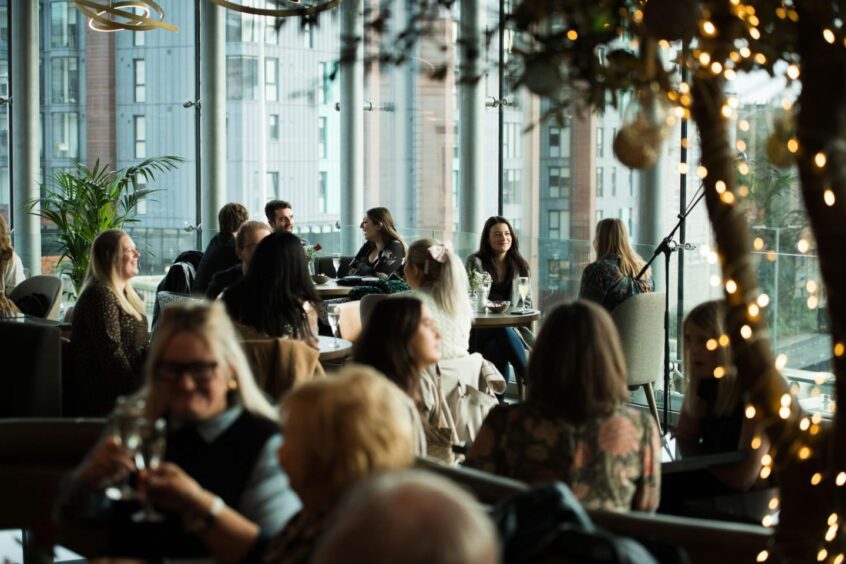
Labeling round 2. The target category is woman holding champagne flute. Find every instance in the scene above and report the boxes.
[466,216,533,386]
[61,302,300,559]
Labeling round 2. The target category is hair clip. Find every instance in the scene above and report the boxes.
[427,244,448,264]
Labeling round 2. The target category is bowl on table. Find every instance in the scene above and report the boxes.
[312,274,330,285]
[486,300,510,314]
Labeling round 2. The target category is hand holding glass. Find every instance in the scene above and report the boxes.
[132,418,167,522]
[106,396,145,500]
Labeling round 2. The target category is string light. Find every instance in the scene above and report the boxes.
[835,553,845,564]
[741,325,753,339]
[824,189,836,206]
[786,64,800,79]
[776,354,788,370]
[826,524,838,542]
[753,237,765,250]
[719,334,731,347]
[715,180,727,194]
[769,497,779,510]
[787,138,799,153]
[837,472,846,486]
[702,20,717,36]
[807,280,818,293]
[815,152,828,168]
[808,296,819,309]
[760,466,772,479]
[820,548,829,562]
[797,239,810,253]
[706,339,719,351]
[756,550,769,562]
[748,303,760,317]
[697,165,708,178]
[726,279,738,294]
[737,139,747,152]
[709,275,721,287]
[714,366,726,378]
[758,294,770,307]
[767,250,777,262]
[798,446,811,459]
[834,342,845,357]
[800,417,811,431]
[751,436,763,449]
[779,405,791,419]
[828,513,838,526]
[739,119,750,131]
[824,29,836,43]
[812,472,823,485]
[762,514,775,527]
[746,404,757,418]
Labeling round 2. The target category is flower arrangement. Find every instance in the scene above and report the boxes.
[467,267,492,293]
[304,243,322,262]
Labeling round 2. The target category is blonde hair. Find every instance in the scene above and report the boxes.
[682,300,740,418]
[281,364,415,502]
[595,218,650,279]
[143,301,278,421]
[0,215,15,312]
[407,239,472,319]
[82,229,145,321]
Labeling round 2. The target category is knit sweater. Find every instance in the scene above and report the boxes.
[411,289,470,360]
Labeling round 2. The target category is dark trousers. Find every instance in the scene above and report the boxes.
[470,327,527,384]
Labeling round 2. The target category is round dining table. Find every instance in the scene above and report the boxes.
[317,335,353,361]
[471,309,540,329]
[313,280,353,297]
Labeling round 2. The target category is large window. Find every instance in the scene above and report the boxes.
[50,1,77,48]
[50,57,78,103]
[134,59,145,103]
[227,56,258,100]
[265,58,278,102]
[51,112,77,158]
[134,115,146,158]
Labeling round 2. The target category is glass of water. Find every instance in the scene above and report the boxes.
[107,396,145,500]
[517,276,530,314]
[332,252,342,278]
[132,418,167,522]
[327,304,341,348]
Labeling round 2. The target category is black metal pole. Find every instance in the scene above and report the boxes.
[194,0,202,250]
[496,0,505,216]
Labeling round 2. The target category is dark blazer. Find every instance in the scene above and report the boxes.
[193,234,239,294]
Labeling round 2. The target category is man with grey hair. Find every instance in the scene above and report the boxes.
[313,471,500,564]
[205,220,272,299]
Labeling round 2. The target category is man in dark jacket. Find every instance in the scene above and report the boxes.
[192,203,249,293]
[206,220,271,299]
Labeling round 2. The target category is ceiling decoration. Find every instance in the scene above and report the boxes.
[74,0,179,32]
[208,0,342,18]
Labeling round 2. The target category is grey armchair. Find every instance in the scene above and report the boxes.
[611,292,665,434]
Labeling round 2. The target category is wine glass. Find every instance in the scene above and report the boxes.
[132,418,167,522]
[327,304,341,348]
[517,276,530,314]
[106,396,145,501]
[332,252,342,278]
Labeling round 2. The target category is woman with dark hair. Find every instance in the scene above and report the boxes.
[465,300,661,512]
[223,231,320,344]
[352,296,454,461]
[466,216,532,385]
[579,218,653,312]
[347,207,406,278]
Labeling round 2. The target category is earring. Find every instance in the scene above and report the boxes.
[228,378,238,391]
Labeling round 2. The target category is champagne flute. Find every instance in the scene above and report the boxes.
[517,276,530,314]
[132,418,167,522]
[332,252,342,278]
[106,396,144,500]
[327,304,341,348]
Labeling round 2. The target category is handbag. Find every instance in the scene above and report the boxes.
[443,374,498,444]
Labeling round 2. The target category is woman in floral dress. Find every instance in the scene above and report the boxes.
[465,300,661,512]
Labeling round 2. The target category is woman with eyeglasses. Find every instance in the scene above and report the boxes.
[62,302,300,559]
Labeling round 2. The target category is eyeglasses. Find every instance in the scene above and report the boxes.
[154,361,219,384]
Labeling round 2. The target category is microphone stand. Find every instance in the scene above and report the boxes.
[636,186,705,433]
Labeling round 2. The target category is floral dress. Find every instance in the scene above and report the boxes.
[347,239,405,277]
[464,403,661,512]
[579,253,654,312]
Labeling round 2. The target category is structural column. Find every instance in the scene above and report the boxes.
[200,0,226,247]
[11,0,40,273]
[458,0,485,236]
[638,157,665,290]
[340,0,364,255]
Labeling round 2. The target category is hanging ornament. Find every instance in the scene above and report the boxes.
[765,108,796,168]
[643,0,701,41]
[614,87,672,169]
[522,55,565,98]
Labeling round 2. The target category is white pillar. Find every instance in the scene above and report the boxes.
[458,0,485,236]
[11,0,40,273]
[200,0,226,247]
[340,0,364,254]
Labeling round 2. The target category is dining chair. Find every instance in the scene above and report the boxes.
[315,256,353,278]
[9,275,63,320]
[0,321,63,417]
[611,292,665,434]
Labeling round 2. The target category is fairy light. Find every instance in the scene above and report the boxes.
[721,192,736,206]
[679,162,689,175]
[713,366,726,379]
[762,514,775,527]
[738,162,750,175]
[815,152,828,168]
[828,513,838,526]
[746,404,757,418]
[800,417,811,431]
[753,237,765,250]
[566,29,578,40]
[824,29,836,43]
[779,406,791,419]
[824,189,836,206]
[813,413,824,424]
[750,27,761,40]
[740,46,752,58]
[767,250,778,262]
[769,497,780,510]
[827,525,839,542]
[797,238,810,253]
[776,354,788,370]
[739,119,750,131]
[776,7,787,19]
[706,339,718,351]
[726,279,738,294]
[697,165,708,178]
[679,82,690,94]
[835,342,845,357]
[782,98,794,111]
[741,325,753,339]
[811,424,821,435]
[807,280,818,293]
[738,185,750,197]
[755,53,767,64]
[711,61,723,74]
[709,275,721,287]
[724,68,736,80]
[748,303,760,317]
[836,554,845,564]
[762,453,772,466]
[707,251,718,265]
[758,294,770,307]
[798,446,811,459]
[787,138,799,153]
[812,472,823,485]
[719,334,730,347]
[702,20,717,36]
[716,180,727,193]
[760,466,772,479]
[721,104,734,119]
[808,296,819,309]
[820,549,829,562]
[786,64,800,79]
[756,550,769,562]
[699,52,712,65]
[751,436,763,449]
[837,472,846,486]
[737,139,747,152]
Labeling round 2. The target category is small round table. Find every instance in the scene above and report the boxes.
[471,309,540,329]
[318,335,353,361]
[314,280,353,298]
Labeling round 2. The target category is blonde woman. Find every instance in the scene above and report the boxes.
[674,300,768,491]
[70,229,149,416]
[579,218,653,312]
[140,365,416,563]
[0,214,25,311]
[405,239,472,359]
[63,302,300,559]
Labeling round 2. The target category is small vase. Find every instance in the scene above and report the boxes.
[308,260,316,276]
[474,289,488,313]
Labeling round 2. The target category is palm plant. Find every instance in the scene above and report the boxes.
[27,156,182,296]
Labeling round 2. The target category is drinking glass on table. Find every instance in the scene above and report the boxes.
[106,396,145,500]
[332,252,342,278]
[132,418,167,522]
[517,276,530,314]
[327,304,341,348]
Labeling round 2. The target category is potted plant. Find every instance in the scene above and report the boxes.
[27,156,182,297]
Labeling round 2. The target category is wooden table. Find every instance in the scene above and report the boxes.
[313,280,353,297]
[472,309,540,329]
[318,335,353,361]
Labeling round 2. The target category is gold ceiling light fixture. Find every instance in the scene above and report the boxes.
[74,0,179,33]
[208,0,342,18]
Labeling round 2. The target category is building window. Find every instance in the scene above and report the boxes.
[319,117,327,158]
[266,172,279,198]
[269,114,280,141]
[319,62,333,105]
[134,59,145,103]
[133,30,145,46]
[265,58,278,102]
[134,174,147,215]
[611,166,617,197]
[319,171,328,213]
[303,22,314,48]
[596,127,604,158]
[548,210,568,240]
[50,1,78,48]
[227,56,259,100]
[503,123,521,159]
[265,19,278,44]
[504,169,521,205]
[596,167,604,197]
[630,170,635,196]
[50,57,78,103]
[549,166,570,199]
[134,115,146,159]
[51,112,78,158]
[549,126,560,158]
[596,210,604,223]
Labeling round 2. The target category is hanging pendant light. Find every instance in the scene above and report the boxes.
[209,0,342,18]
[75,0,179,32]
